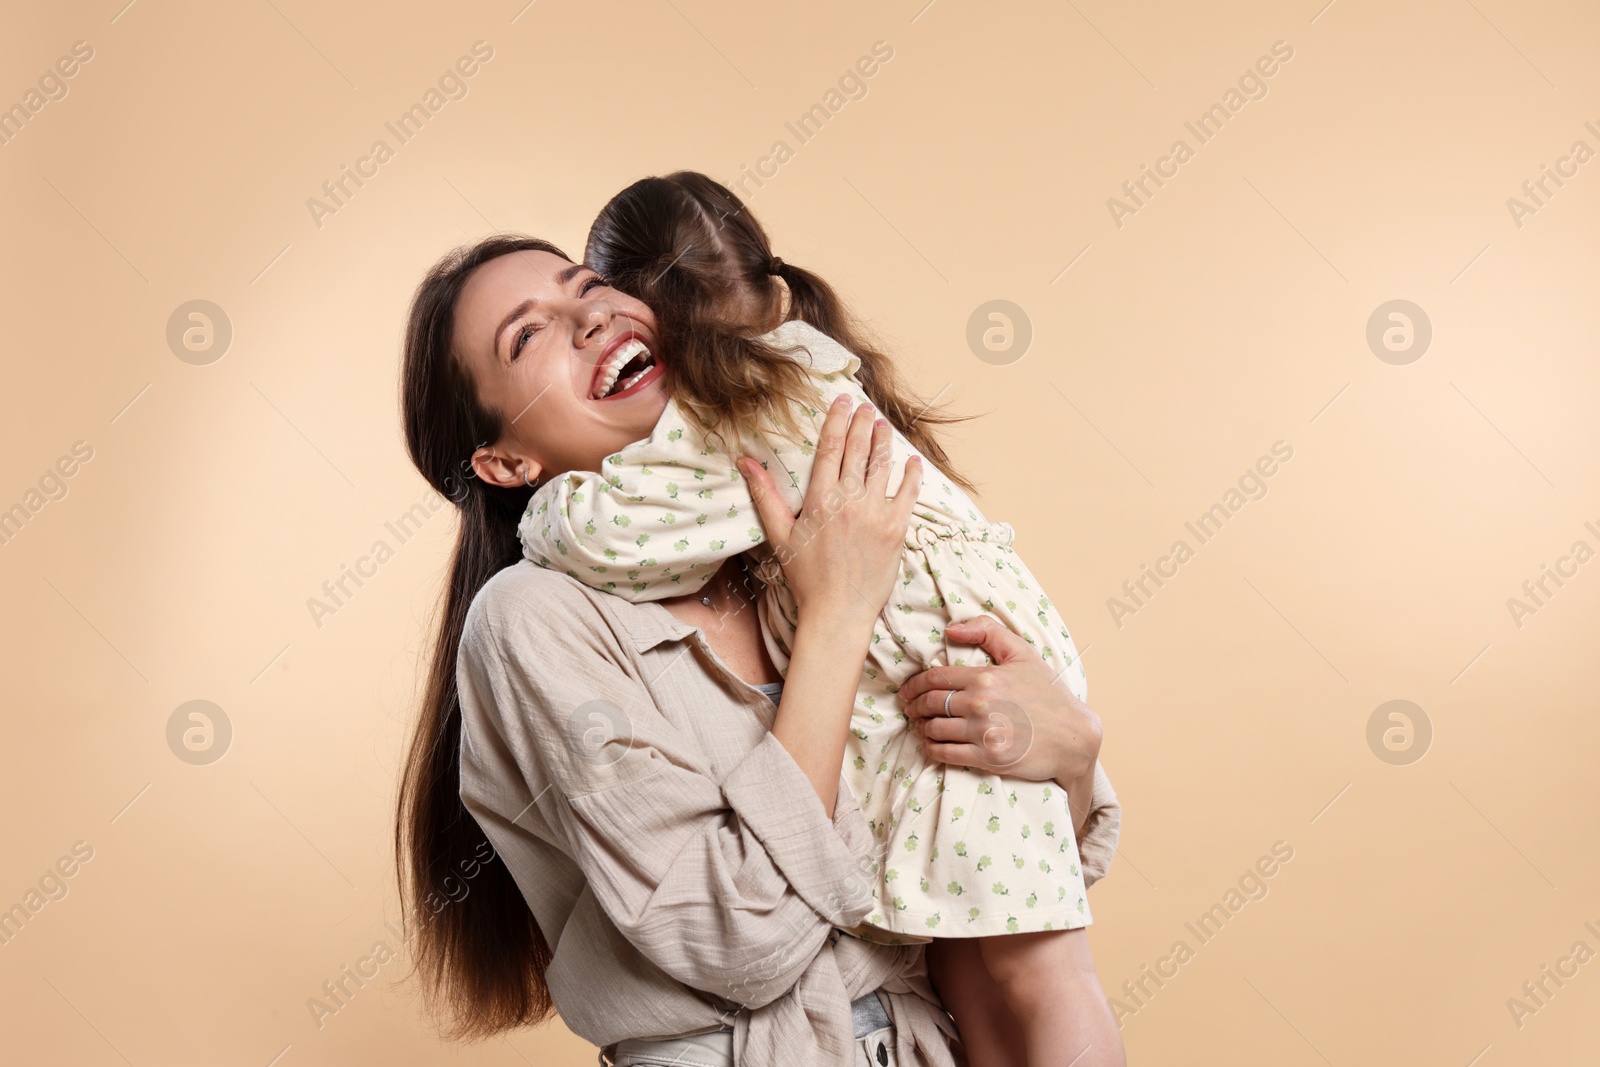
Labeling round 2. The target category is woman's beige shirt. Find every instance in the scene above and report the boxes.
[456,561,1121,1067]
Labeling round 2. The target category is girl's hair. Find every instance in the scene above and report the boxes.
[394,234,564,1041]
[585,170,975,492]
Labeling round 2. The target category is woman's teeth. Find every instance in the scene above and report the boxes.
[594,338,655,399]
[612,365,652,395]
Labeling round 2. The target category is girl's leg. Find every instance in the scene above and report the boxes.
[977,929,1125,1067]
[927,938,1028,1067]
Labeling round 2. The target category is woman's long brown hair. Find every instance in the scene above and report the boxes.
[396,194,975,1039]
[585,170,975,491]
[394,235,563,1041]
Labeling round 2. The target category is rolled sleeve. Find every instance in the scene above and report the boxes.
[721,732,877,925]
[1077,761,1121,889]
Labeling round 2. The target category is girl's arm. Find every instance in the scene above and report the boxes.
[518,404,760,602]
[739,397,923,816]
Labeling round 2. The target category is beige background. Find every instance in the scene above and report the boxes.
[2,0,1596,1063]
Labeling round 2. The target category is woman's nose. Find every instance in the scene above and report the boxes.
[575,305,609,346]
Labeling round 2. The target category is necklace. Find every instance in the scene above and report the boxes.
[699,555,753,608]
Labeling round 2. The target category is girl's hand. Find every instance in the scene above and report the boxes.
[738,396,922,634]
[897,616,1103,788]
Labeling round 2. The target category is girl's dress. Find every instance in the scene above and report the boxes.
[518,320,1092,942]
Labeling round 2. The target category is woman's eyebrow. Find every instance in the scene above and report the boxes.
[493,265,593,358]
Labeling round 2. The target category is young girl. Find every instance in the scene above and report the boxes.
[519,172,1122,1065]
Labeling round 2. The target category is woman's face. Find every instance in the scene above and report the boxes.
[454,249,667,488]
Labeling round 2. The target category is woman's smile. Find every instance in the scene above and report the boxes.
[590,332,665,401]
[452,248,671,488]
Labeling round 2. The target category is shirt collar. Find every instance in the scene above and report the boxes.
[593,589,697,653]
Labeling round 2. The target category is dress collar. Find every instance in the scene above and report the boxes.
[763,319,861,378]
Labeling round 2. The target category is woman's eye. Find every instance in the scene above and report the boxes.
[512,322,539,358]
[580,274,607,295]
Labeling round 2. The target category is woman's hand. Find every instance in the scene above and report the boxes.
[897,616,1104,827]
[739,397,922,816]
[738,396,922,633]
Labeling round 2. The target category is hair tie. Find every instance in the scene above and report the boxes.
[768,256,785,275]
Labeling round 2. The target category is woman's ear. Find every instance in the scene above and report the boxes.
[471,446,541,490]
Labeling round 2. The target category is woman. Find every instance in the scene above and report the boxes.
[394,234,1120,1067]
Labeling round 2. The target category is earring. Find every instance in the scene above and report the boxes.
[523,468,541,489]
